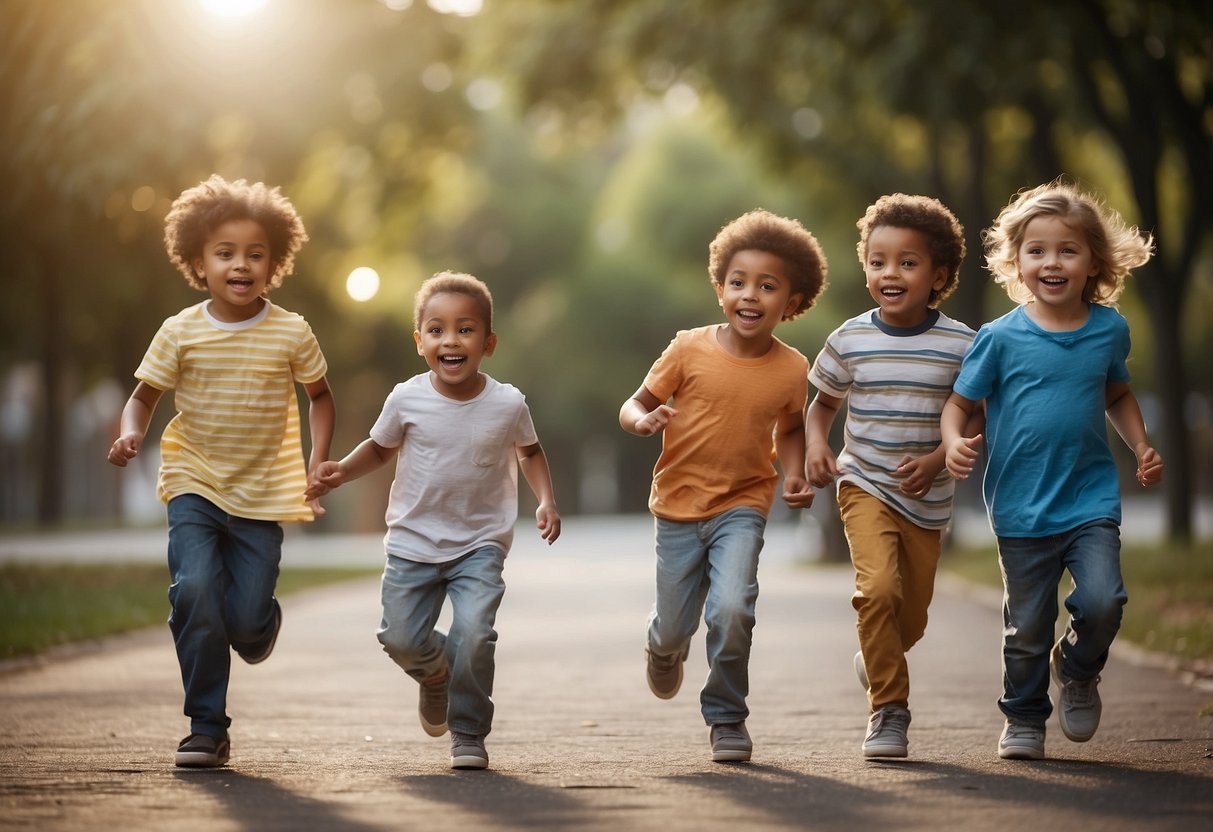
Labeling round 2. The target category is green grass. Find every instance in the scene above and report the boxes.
[942,539,1213,663]
[0,563,379,660]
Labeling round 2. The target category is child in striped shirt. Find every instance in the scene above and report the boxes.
[107,175,335,769]
[806,193,976,759]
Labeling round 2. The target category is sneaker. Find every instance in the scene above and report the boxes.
[854,650,870,692]
[175,733,230,768]
[998,719,1045,760]
[1050,642,1102,742]
[450,732,488,769]
[710,721,752,763]
[645,648,684,700]
[238,599,282,665]
[862,705,910,758]
[418,670,449,737]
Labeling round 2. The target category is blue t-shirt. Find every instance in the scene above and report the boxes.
[953,304,1132,537]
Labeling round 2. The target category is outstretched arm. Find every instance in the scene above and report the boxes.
[107,382,164,467]
[619,384,676,437]
[517,442,561,543]
[805,390,843,488]
[302,377,336,515]
[1106,381,1164,486]
[304,437,395,501]
[776,406,814,510]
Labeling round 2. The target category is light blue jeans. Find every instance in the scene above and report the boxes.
[166,494,283,738]
[378,546,506,737]
[996,519,1127,725]
[648,507,767,725]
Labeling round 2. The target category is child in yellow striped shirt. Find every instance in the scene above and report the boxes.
[107,174,335,769]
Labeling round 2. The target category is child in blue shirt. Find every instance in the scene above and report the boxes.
[941,180,1164,760]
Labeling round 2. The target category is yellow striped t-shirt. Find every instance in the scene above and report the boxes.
[135,300,328,522]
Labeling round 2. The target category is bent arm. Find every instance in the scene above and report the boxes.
[107,382,164,467]
[1106,381,1164,486]
[619,384,675,437]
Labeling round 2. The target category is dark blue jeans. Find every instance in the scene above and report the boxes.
[996,519,1126,725]
[166,494,283,738]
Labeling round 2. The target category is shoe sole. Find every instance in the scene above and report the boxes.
[175,749,229,767]
[712,748,752,763]
[863,744,908,759]
[421,719,449,738]
[999,745,1045,760]
[854,651,869,692]
[1049,646,1099,742]
[451,754,489,769]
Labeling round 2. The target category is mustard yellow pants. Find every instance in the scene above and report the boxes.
[837,483,941,711]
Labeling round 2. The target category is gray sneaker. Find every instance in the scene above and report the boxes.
[1050,642,1101,742]
[645,648,684,700]
[862,705,910,758]
[998,719,1045,760]
[418,671,449,737]
[710,721,752,762]
[854,650,869,692]
[450,732,488,769]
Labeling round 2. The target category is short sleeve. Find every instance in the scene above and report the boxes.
[290,320,328,385]
[642,332,686,403]
[952,324,998,401]
[134,319,180,391]
[369,385,407,449]
[1107,313,1132,384]
[807,329,851,398]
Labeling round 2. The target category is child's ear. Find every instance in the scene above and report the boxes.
[714,281,725,306]
[932,264,948,292]
[782,292,804,319]
[484,332,498,356]
[413,330,423,354]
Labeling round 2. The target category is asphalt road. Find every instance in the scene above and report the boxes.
[1,516,1211,831]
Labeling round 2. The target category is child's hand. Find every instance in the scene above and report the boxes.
[895,454,942,499]
[806,445,840,488]
[304,461,344,501]
[782,475,815,510]
[107,434,141,467]
[536,502,561,544]
[945,434,983,480]
[1136,446,1164,487]
[633,404,677,437]
[307,497,327,517]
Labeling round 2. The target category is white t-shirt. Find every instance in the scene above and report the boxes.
[370,373,539,563]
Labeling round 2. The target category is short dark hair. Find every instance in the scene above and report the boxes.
[707,209,828,320]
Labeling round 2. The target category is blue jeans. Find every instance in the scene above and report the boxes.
[378,546,506,737]
[166,494,283,738]
[996,519,1126,725]
[648,507,767,725]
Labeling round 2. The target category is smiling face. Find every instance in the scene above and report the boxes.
[863,225,947,328]
[713,248,803,358]
[412,291,497,400]
[1016,214,1099,321]
[192,219,272,322]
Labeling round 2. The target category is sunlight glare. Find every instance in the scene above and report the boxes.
[346,267,381,302]
[200,0,268,17]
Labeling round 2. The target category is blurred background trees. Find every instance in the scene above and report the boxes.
[1,0,1209,544]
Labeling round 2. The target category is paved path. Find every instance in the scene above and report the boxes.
[1,516,1211,830]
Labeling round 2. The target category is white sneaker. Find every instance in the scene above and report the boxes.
[854,650,869,692]
[998,719,1045,760]
[1051,643,1101,742]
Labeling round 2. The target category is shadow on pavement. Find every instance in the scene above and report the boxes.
[666,765,877,828]
[400,772,597,828]
[174,769,384,832]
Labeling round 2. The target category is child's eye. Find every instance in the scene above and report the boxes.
[868,259,883,269]
[428,326,442,335]
[901,259,917,269]
[459,326,473,334]
[761,282,777,292]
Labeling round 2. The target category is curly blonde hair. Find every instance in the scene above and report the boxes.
[856,193,966,308]
[707,209,828,321]
[163,174,308,291]
[413,271,494,333]
[983,179,1153,306]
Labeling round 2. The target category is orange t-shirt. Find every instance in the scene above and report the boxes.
[642,325,808,521]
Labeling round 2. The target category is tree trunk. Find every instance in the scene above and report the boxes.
[36,240,65,525]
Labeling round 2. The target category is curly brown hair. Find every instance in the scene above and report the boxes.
[413,271,494,333]
[983,179,1153,307]
[707,209,828,321]
[163,174,308,291]
[856,193,966,308]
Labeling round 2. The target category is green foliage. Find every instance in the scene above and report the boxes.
[0,563,379,659]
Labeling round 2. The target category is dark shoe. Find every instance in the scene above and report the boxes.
[450,732,488,769]
[419,670,449,737]
[175,733,230,768]
[1051,642,1101,742]
[710,721,752,762]
[238,599,282,665]
[646,648,684,700]
[862,705,910,758]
